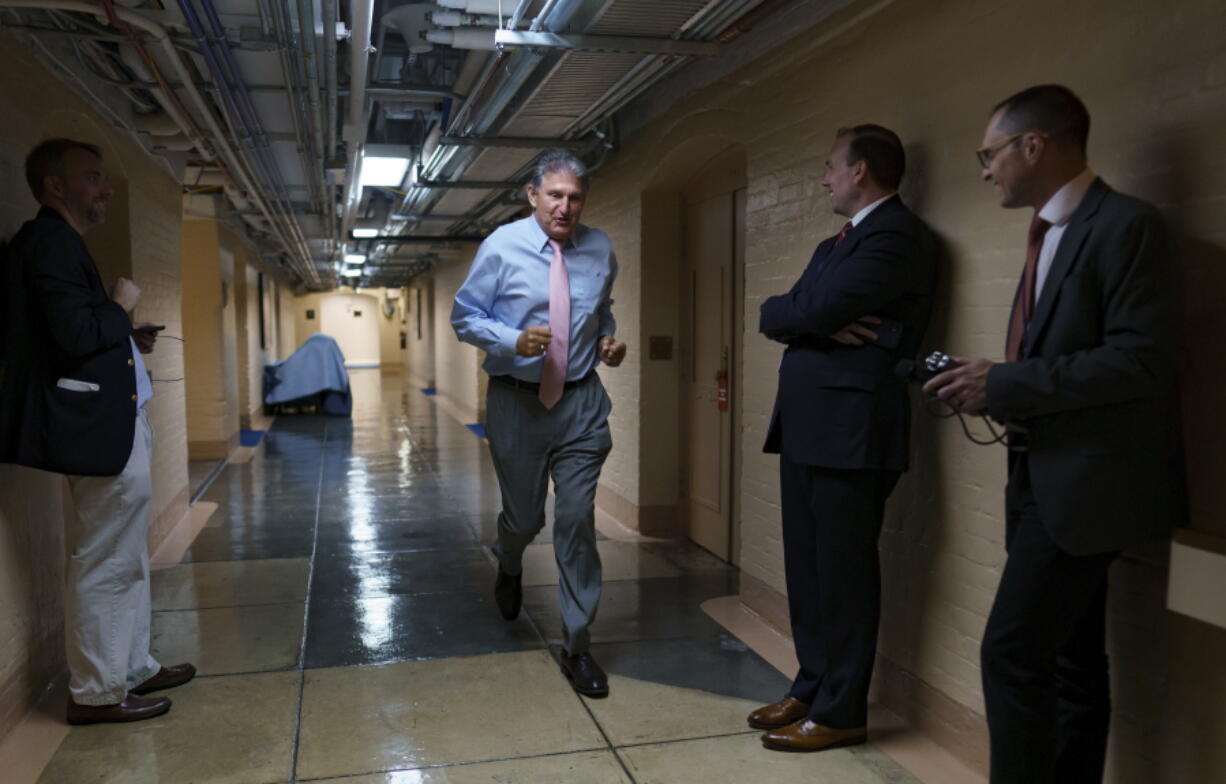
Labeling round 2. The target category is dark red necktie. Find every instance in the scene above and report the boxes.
[835,221,853,246]
[1005,215,1053,362]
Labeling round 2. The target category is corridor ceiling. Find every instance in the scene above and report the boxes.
[0,0,775,289]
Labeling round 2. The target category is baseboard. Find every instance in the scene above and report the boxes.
[151,501,217,570]
[739,571,791,633]
[594,483,680,537]
[732,573,990,777]
[0,675,69,784]
[188,432,238,460]
[872,656,990,775]
[148,485,189,555]
[702,591,987,784]
[432,390,479,425]
[0,646,64,756]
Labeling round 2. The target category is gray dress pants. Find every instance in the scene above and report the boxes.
[485,373,612,653]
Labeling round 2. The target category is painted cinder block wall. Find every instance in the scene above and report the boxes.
[576,0,1226,779]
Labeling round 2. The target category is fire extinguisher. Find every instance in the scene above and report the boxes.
[716,347,729,412]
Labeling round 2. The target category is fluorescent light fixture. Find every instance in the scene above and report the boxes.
[341,267,362,277]
[352,228,380,238]
[344,254,366,266]
[359,144,414,189]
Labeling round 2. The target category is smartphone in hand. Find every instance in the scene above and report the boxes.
[132,324,166,335]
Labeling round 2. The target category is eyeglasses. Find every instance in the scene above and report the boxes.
[975,130,1038,168]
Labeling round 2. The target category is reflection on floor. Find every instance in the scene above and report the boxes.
[36,369,922,783]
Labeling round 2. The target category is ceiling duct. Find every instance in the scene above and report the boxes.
[425,28,496,49]
[382,2,433,54]
[437,0,506,13]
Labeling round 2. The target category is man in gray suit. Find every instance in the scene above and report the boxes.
[925,85,1185,783]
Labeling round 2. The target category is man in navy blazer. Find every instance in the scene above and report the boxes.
[1,139,195,725]
[749,125,937,752]
[926,86,1184,783]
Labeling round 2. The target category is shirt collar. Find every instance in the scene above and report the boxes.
[1038,168,1096,227]
[849,192,896,227]
[525,215,584,253]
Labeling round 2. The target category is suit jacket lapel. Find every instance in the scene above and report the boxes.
[1024,179,1107,356]
[812,195,905,286]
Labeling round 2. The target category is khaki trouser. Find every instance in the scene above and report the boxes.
[65,409,160,705]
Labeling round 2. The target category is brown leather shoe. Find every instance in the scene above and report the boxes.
[761,719,867,752]
[66,694,171,725]
[747,696,811,730]
[132,663,197,695]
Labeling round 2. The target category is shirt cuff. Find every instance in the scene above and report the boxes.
[494,327,520,358]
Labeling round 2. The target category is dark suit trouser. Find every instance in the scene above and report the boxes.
[982,457,1117,784]
[780,456,900,729]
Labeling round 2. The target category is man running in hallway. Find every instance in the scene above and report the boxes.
[451,149,627,697]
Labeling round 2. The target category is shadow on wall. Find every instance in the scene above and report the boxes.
[0,466,68,734]
[1100,132,1226,782]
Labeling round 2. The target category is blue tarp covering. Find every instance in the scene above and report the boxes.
[263,333,352,416]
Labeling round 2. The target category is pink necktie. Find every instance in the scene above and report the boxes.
[539,239,571,409]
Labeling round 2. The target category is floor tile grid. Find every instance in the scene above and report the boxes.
[393,415,644,784]
[286,418,330,783]
[321,390,647,784]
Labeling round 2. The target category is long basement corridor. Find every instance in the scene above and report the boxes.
[34,370,922,783]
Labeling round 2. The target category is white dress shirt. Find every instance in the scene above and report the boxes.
[1034,169,1097,298]
[850,192,897,228]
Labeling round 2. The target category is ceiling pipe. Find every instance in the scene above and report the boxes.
[321,0,339,157]
[33,0,317,278]
[340,0,375,240]
[180,0,319,285]
[394,0,578,229]
[292,0,327,176]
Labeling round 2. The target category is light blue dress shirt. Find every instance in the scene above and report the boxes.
[130,337,153,409]
[452,216,617,382]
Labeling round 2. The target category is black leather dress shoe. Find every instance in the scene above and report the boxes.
[66,694,171,725]
[560,650,609,698]
[494,566,522,620]
[132,663,197,695]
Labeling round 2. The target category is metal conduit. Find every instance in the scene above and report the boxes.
[269,0,322,217]
[182,0,318,285]
[321,0,338,156]
[0,0,319,285]
[339,0,375,241]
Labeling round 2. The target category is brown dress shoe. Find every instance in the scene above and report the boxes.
[132,663,197,695]
[67,694,171,725]
[761,719,867,752]
[747,696,811,730]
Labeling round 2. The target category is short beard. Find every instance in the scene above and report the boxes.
[84,204,106,227]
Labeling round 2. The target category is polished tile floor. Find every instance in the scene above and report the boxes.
[37,370,921,783]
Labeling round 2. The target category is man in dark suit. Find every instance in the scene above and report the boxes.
[749,125,936,752]
[1,139,195,724]
[925,85,1185,783]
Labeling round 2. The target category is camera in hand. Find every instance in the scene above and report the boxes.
[895,351,953,384]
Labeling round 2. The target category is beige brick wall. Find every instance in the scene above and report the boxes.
[578,0,1226,777]
[181,220,240,458]
[430,253,485,421]
[405,280,436,386]
[0,34,189,739]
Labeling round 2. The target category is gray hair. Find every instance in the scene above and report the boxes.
[529,149,589,190]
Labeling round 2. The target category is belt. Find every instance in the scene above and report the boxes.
[491,369,595,393]
[1004,426,1030,453]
